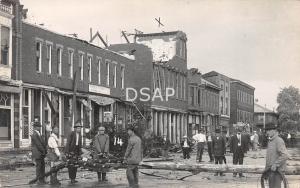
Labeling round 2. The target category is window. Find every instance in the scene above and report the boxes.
[121,65,125,89]
[225,97,228,115]
[220,96,223,114]
[0,92,11,140]
[112,64,117,88]
[46,44,52,74]
[22,89,30,139]
[1,26,10,65]
[79,53,84,80]
[98,58,101,84]
[198,89,201,105]
[36,41,42,72]
[183,76,186,100]
[88,56,92,82]
[189,87,194,105]
[68,50,73,78]
[106,60,110,86]
[57,48,62,76]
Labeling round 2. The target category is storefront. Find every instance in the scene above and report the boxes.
[0,83,21,149]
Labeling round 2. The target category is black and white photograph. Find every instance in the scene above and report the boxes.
[0,0,299,187]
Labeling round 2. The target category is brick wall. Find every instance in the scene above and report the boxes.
[22,22,135,99]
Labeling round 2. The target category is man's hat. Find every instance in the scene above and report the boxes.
[32,122,42,127]
[74,122,83,128]
[236,126,243,132]
[183,135,188,138]
[264,123,278,130]
[215,128,221,133]
[98,126,105,131]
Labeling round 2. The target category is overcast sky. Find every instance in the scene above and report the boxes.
[21,0,300,110]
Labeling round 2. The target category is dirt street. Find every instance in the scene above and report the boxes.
[0,148,299,188]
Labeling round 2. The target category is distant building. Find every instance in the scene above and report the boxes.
[203,71,231,134]
[109,31,188,143]
[254,103,278,130]
[230,79,255,133]
[187,68,220,137]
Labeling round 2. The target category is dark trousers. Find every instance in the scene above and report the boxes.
[268,171,282,188]
[35,158,45,182]
[182,147,190,159]
[207,142,213,161]
[215,156,224,175]
[196,142,204,162]
[68,165,77,180]
[233,146,244,176]
[97,172,107,180]
[126,165,139,188]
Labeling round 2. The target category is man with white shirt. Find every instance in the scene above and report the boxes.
[65,121,82,184]
[48,126,62,185]
[192,128,206,163]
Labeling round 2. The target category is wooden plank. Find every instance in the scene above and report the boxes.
[140,162,300,175]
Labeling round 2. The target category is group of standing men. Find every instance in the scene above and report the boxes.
[30,119,142,188]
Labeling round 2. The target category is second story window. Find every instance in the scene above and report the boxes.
[36,41,42,72]
[79,53,84,80]
[121,65,125,89]
[112,64,117,88]
[57,48,62,76]
[88,56,92,83]
[105,60,110,86]
[68,50,73,78]
[1,26,10,66]
[98,58,101,84]
[46,44,52,74]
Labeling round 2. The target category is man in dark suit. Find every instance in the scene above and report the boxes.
[230,126,248,177]
[212,128,226,176]
[65,121,83,184]
[31,121,48,185]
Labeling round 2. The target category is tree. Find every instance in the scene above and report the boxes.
[277,86,300,132]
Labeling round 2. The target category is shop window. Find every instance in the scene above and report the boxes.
[0,92,11,140]
[22,89,30,139]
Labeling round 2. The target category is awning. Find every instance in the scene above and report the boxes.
[0,84,21,93]
[89,95,115,106]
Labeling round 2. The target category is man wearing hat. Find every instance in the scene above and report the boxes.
[124,125,142,188]
[265,123,289,188]
[31,120,48,185]
[162,134,171,159]
[180,135,192,159]
[65,121,83,184]
[212,128,226,176]
[94,126,110,182]
[192,128,207,163]
[229,126,248,177]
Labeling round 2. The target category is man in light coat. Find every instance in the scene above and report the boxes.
[265,123,289,188]
[94,126,110,182]
[124,125,142,188]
